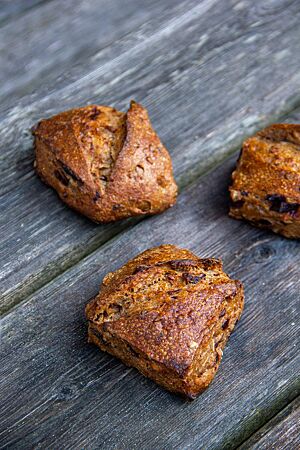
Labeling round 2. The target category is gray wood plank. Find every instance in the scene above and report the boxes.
[0,0,186,112]
[239,397,300,450]
[0,0,52,26]
[1,0,300,313]
[1,0,300,117]
[0,153,299,449]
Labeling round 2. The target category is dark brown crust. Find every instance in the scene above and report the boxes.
[86,245,244,398]
[229,124,300,239]
[33,101,177,222]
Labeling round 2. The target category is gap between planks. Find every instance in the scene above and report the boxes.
[236,395,300,450]
[2,102,300,318]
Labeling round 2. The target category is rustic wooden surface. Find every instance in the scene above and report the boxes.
[0,0,51,25]
[0,0,299,448]
[1,154,300,449]
[239,397,300,449]
[1,0,300,312]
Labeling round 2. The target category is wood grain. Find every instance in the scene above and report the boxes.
[1,154,299,449]
[0,0,186,111]
[2,0,300,118]
[1,0,300,312]
[239,396,300,450]
[0,0,52,25]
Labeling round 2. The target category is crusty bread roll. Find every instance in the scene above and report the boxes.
[229,124,300,238]
[33,101,177,222]
[86,245,244,399]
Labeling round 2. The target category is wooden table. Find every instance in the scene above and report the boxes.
[1,1,299,448]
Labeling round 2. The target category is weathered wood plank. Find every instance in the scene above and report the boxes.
[0,0,186,112]
[0,153,299,449]
[0,0,52,26]
[1,0,300,118]
[239,397,300,450]
[1,0,300,313]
